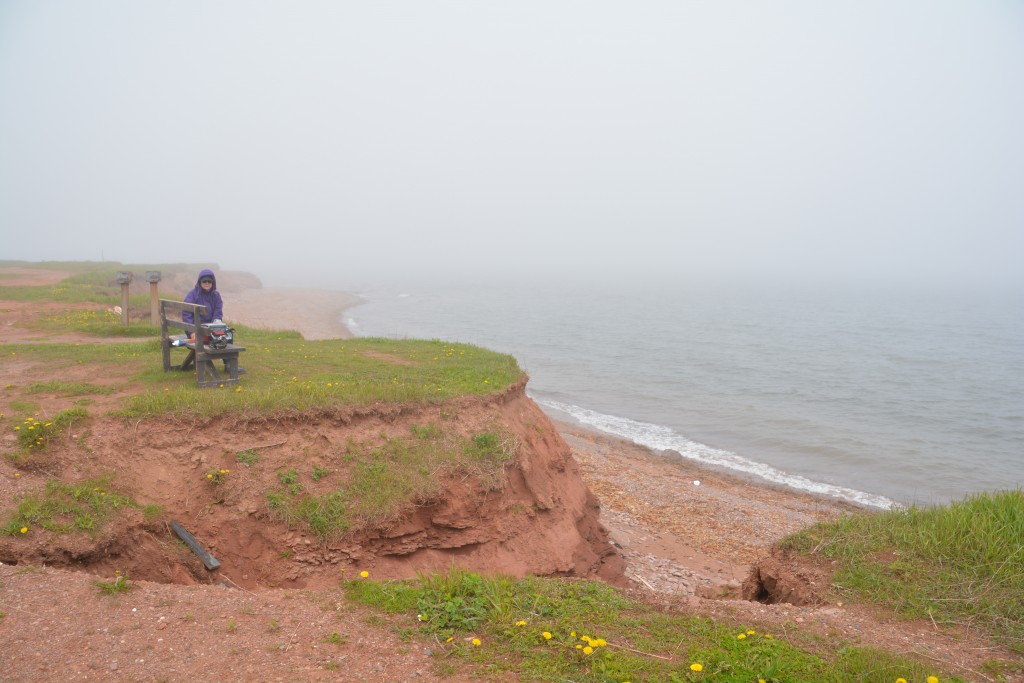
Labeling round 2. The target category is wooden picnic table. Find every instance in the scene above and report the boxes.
[159,300,246,388]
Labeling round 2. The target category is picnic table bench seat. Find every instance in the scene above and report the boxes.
[159,299,246,388]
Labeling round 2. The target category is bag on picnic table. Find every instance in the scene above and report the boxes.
[200,321,234,349]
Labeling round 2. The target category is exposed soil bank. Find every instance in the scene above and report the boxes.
[0,382,623,590]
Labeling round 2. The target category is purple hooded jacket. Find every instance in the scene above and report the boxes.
[182,269,224,325]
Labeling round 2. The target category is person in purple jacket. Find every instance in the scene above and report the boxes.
[182,269,223,327]
[181,269,243,373]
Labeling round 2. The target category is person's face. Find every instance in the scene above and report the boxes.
[200,279,213,290]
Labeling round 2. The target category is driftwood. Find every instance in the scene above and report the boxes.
[171,521,221,571]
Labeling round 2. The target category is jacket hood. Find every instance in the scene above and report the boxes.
[194,269,217,290]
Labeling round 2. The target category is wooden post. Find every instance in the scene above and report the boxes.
[115,271,132,327]
[146,271,161,327]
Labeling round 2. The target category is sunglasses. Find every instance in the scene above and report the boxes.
[200,279,213,284]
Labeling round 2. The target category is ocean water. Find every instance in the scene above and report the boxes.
[342,280,1024,509]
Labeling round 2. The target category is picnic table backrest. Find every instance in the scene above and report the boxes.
[159,299,207,335]
[159,299,209,369]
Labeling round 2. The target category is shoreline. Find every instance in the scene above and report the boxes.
[227,285,363,340]
[228,278,876,524]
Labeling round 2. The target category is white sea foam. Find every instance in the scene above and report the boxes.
[535,396,898,510]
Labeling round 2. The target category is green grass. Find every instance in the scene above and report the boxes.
[781,489,1024,651]
[0,260,212,336]
[237,449,260,466]
[32,308,162,337]
[8,406,89,458]
[116,336,523,419]
[345,567,959,683]
[25,380,114,397]
[2,339,166,367]
[0,261,213,305]
[2,260,524,420]
[2,334,524,421]
[1,473,141,535]
[94,573,133,595]
[266,425,517,538]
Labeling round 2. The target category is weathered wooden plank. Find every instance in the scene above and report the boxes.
[170,521,221,571]
[159,299,209,317]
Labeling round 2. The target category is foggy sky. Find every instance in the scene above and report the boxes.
[1,2,1022,289]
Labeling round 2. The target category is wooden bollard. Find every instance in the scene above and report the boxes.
[115,271,132,327]
[146,271,161,327]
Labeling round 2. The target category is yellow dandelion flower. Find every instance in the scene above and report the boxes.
[359,570,369,578]
[542,632,552,640]
[570,631,576,637]
[515,620,526,627]
[220,469,229,474]
[583,646,593,655]
[747,630,756,635]
[14,473,19,477]
[206,474,213,479]
[896,679,908,683]
[235,386,241,392]
[927,678,939,683]
[575,644,582,650]
[14,426,20,430]
[690,663,703,672]
[764,634,773,639]
[471,638,481,646]
[445,637,453,643]
[737,633,746,639]
[20,527,28,534]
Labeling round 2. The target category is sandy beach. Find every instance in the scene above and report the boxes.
[228,287,364,340]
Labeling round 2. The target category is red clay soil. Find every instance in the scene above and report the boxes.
[0,380,622,590]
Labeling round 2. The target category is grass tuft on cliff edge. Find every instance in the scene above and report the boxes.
[783,489,1024,652]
